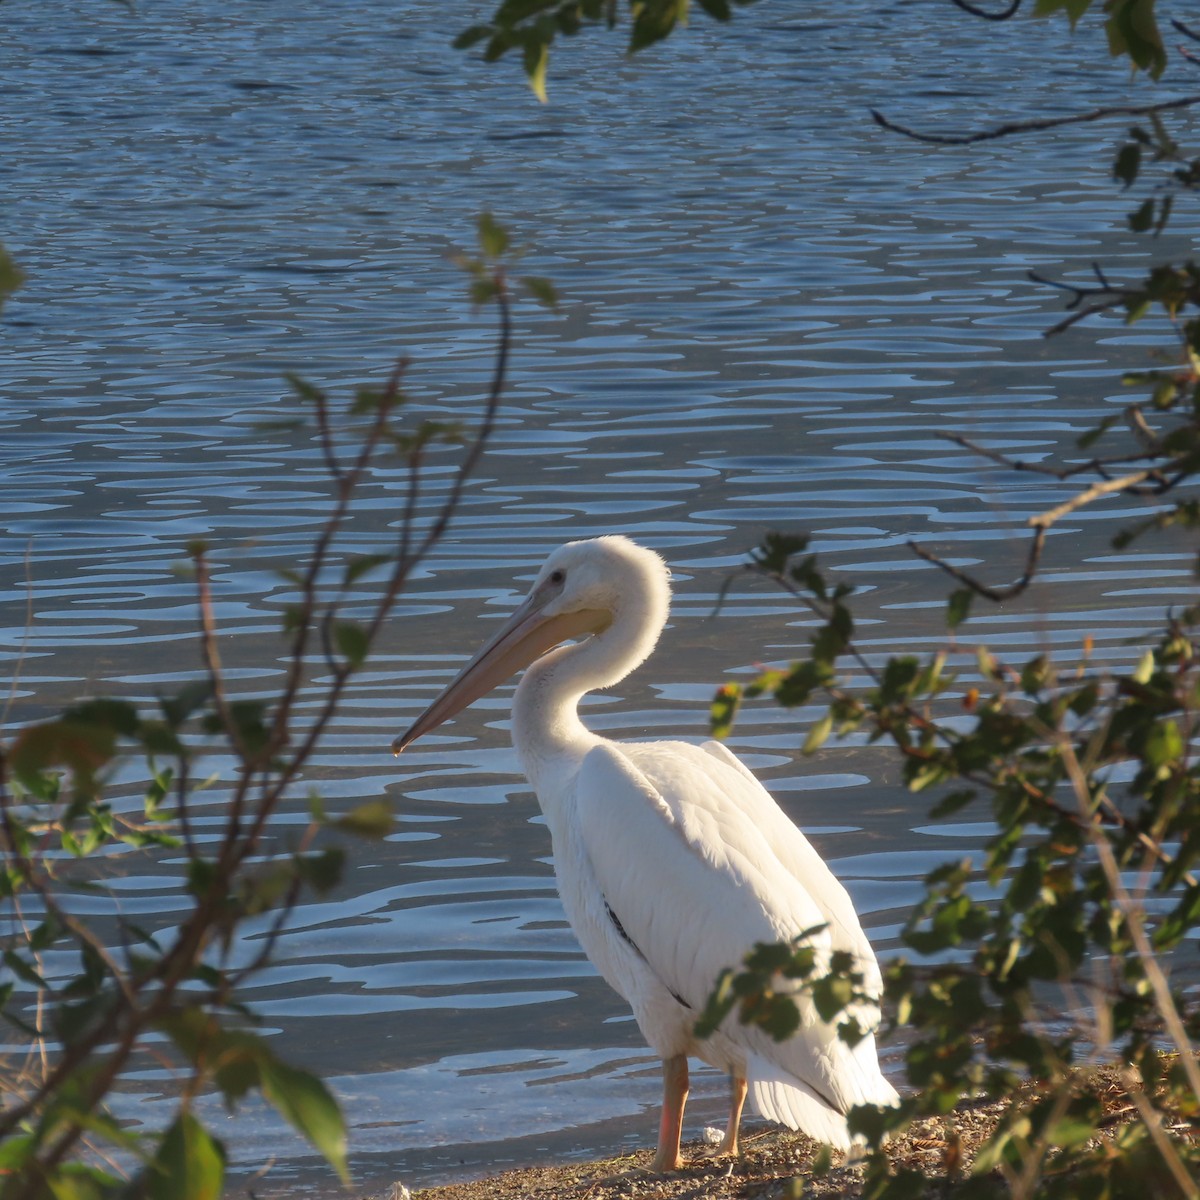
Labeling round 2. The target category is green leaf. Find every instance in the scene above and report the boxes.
[187,857,218,898]
[10,717,120,801]
[812,973,854,1023]
[343,553,392,587]
[1033,0,1090,26]
[929,788,975,819]
[3,949,49,989]
[470,278,499,306]
[28,916,63,952]
[1113,142,1141,187]
[710,683,741,739]
[1128,197,1155,232]
[523,37,549,102]
[297,847,346,894]
[259,1059,348,1183]
[143,1112,226,1200]
[334,621,370,669]
[352,383,402,415]
[1103,0,1166,77]
[522,275,559,308]
[802,712,833,755]
[1078,411,1120,449]
[758,993,801,1040]
[1044,1108,1099,1149]
[454,23,493,49]
[947,588,972,631]
[0,246,25,317]
[1143,719,1183,769]
[285,373,326,406]
[1132,649,1155,684]
[693,968,736,1039]
[334,800,393,839]
[753,531,809,574]
[478,211,511,258]
[226,700,270,758]
[0,1133,36,1172]
[1020,654,1051,695]
[630,0,687,52]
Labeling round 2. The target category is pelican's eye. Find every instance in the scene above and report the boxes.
[548,568,566,586]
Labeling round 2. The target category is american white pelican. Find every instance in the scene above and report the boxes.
[393,536,898,1170]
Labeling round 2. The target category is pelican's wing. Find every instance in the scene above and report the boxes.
[574,740,890,1122]
[699,739,883,1001]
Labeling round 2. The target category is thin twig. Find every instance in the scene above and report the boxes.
[1127,405,1162,454]
[1173,17,1200,44]
[266,365,402,760]
[1043,300,1127,336]
[949,0,1020,19]
[1059,739,1200,1107]
[940,430,1162,480]
[311,385,344,483]
[1030,467,1158,527]
[1116,1068,1198,1198]
[245,279,512,880]
[751,563,886,690]
[0,541,35,732]
[871,93,1200,147]
[908,526,1046,602]
[0,274,515,1193]
[381,275,513,618]
[193,549,245,763]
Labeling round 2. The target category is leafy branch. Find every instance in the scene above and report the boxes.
[707,534,1200,1195]
[0,216,554,1197]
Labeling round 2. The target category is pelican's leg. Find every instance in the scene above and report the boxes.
[715,1074,747,1157]
[650,1053,689,1171]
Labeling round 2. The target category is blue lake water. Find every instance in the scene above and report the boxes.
[2,0,1197,1193]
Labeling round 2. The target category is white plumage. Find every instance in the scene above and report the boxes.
[394,535,898,1169]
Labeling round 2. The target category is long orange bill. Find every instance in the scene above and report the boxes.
[392,594,608,754]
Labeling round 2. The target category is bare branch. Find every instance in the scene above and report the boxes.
[407,280,511,571]
[1058,737,1200,1125]
[246,284,512,867]
[1029,467,1159,528]
[311,385,343,483]
[1,541,35,733]
[908,526,1046,602]
[1173,17,1200,44]
[949,0,1021,20]
[193,548,244,762]
[267,368,402,757]
[939,430,1161,481]
[1126,405,1162,454]
[871,93,1200,147]
[1026,264,1134,334]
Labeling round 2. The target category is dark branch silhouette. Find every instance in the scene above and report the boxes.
[908,526,1046,602]
[949,0,1021,20]
[871,93,1200,146]
[1173,17,1200,44]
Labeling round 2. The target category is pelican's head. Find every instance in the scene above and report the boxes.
[392,536,671,753]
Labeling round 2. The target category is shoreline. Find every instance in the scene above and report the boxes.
[342,1066,1143,1200]
[347,1096,1011,1200]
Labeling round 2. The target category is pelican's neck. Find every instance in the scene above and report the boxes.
[512,590,665,805]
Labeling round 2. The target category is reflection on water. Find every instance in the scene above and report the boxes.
[2,0,1194,1191]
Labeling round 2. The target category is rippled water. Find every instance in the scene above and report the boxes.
[3,0,1197,1192]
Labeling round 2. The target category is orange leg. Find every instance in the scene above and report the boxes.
[712,1074,747,1158]
[651,1054,689,1171]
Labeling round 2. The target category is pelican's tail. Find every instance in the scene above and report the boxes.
[746,1051,899,1150]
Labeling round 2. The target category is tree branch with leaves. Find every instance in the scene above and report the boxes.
[0,216,557,1199]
